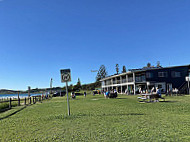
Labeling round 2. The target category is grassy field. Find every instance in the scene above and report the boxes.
[1,94,190,141]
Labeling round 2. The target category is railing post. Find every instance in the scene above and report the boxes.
[9,98,12,109]
[18,97,20,106]
[24,97,26,105]
[30,97,31,104]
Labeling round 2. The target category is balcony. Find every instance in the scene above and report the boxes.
[128,77,133,82]
[122,79,127,83]
[135,76,146,82]
[105,81,111,85]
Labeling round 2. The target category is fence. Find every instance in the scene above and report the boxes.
[0,95,51,112]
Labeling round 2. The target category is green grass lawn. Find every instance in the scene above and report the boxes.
[1,94,190,141]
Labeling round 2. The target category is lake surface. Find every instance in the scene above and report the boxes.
[0,93,42,99]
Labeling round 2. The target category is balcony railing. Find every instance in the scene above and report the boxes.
[128,77,133,82]
[135,76,146,82]
[103,77,138,86]
[105,82,111,85]
[122,79,127,83]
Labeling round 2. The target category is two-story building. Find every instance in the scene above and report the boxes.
[100,65,190,94]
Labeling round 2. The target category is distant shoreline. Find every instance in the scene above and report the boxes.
[0,93,42,99]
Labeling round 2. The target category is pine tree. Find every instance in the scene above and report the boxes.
[122,66,126,73]
[147,62,151,67]
[116,64,119,74]
[77,78,81,88]
[96,65,107,81]
[157,61,161,67]
[73,78,82,91]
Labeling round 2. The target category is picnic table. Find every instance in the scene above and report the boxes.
[137,93,165,102]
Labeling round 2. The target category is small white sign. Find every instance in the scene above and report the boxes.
[60,69,71,82]
[186,76,190,81]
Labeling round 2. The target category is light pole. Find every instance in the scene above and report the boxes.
[186,76,190,95]
[50,78,53,94]
[188,78,190,95]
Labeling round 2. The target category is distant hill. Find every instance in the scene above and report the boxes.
[0,87,63,94]
[0,89,23,94]
[0,82,101,94]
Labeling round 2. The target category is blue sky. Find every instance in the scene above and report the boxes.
[0,0,190,90]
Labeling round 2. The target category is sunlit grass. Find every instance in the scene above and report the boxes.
[1,94,190,141]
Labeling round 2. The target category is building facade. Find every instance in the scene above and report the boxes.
[100,65,190,94]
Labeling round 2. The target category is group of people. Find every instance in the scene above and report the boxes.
[150,87,162,98]
[137,87,162,98]
[103,89,117,98]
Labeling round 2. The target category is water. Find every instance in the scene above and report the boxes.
[0,93,42,99]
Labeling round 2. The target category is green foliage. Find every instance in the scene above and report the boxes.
[116,64,119,74]
[1,95,190,141]
[157,61,161,67]
[82,82,101,90]
[96,65,107,81]
[73,78,82,91]
[122,65,126,73]
[147,62,151,67]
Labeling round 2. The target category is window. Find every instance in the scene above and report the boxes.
[158,84,162,89]
[158,72,168,77]
[171,71,181,77]
[146,72,153,78]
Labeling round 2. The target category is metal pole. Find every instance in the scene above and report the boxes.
[50,78,53,94]
[66,81,70,116]
[28,86,30,98]
[188,79,190,95]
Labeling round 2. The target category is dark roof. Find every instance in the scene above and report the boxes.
[100,64,190,81]
[129,66,163,72]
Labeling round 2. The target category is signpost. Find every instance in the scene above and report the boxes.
[60,69,71,116]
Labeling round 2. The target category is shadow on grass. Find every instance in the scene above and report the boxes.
[139,100,178,103]
[99,113,144,116]
[0,108,11,113]
[116,98,127,99]
[159,101,178,103]
[51,113,145,120]
[0,106,27,121]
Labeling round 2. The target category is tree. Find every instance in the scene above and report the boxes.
[73,78,82,91]
[68,84,73,92]
[116,64,119,74]
[157,61,161,67]
[77,78,81,88]
[122,65,126,73]
[147,62,151,68]
[96,65,107,82]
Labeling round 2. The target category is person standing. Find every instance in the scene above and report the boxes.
[84,92,86,97]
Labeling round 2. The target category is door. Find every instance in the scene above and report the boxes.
[155,82,166,93]
[167,83,172,92]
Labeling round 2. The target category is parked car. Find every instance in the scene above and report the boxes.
[74,92,82,96]
[53,91,66,97]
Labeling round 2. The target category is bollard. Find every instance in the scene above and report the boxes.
[30,97,31,104]
[18,98,20,106]
[24,97,26,105]
[9,98,12,109]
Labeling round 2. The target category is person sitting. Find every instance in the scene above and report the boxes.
[71,92,76,99]
[156,87,161,98]
[151,87,155,94]
[105,90,110,98]
[153,87,161,102]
